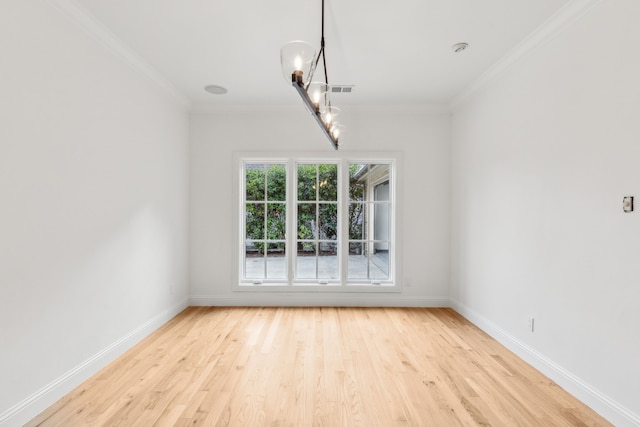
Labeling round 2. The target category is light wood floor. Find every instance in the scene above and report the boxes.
[28,307,611,426]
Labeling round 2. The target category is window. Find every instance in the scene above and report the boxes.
[348,163,391,283]
[244,163,287,282]
[296,163,339,282]
[237,153,399,290]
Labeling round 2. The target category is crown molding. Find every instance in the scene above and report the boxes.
[48,0,191,109]
[449,0,604,110]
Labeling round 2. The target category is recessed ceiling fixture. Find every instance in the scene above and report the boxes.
[452,42,469,53]
[280,0,353,150]
[204,85,228,95]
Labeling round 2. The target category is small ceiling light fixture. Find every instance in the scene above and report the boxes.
[452,42,469,53]
[204,85,228,95]
[280,0,352,150]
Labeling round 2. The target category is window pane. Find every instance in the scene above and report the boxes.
[267,203,286,240]
[349,241,365,255]
[373,203,389,242]
[267,164,286,202]
[245,203,264,240]
[245,166,265,201]
[349,203,366,240]
[319,203,337,240]
[369,164,390,193]
[371,247,390,280]
[296,242,316,279]
[245,243,264,279]
[349,164,367,201]
[297,203,316,239]
[318,242,338,279]
[373,179,390,202]
[348,242,368,279]
[266,243,286,279]
[318,164,338,201]
[297,164,316,201]
[319,241,338,256]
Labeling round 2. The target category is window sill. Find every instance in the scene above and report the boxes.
[234,283,400,293]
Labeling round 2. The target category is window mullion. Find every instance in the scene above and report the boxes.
[263,167,268,280]
[339,160,348,286]
[288,160,295,285]
[315,165,319,282]
[242,169,246,281]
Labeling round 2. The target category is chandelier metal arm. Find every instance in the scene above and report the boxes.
[291,76,339,150]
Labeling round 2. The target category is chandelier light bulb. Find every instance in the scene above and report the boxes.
[307,82,328,112]
[280,41,316,84]
[330,123,343,138]
[321,106,340,126]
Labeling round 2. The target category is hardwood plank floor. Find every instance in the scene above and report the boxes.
[27,307,611,426]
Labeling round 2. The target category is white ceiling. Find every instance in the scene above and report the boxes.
[70,0,572,108]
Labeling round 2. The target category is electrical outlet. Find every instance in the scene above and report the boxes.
[528,317,535,332]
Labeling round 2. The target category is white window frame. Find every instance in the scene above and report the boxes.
[232,151,402,293]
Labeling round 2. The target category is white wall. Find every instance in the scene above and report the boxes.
[451,0,640,424]
[190,105,451,305]
[7,0,638,424]
[0,2,189,424]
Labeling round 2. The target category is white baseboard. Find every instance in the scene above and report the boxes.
[190,294,450,307]
[450,299,640,427]
[0,298,189,427]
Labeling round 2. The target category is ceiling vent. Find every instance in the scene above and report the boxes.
[330,85,354,93]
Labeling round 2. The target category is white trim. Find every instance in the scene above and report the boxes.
[47,0,191,109]
[233,284,401,293]
[449,0,604,109]
[190,294,449,307]
[450,299,640,427]
[0,298,189,427]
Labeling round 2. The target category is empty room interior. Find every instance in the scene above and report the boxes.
[1,0,639,425]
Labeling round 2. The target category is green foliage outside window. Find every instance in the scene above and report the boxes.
[297,164,338,251]
[245,163,367,254]
[245,165,286,254]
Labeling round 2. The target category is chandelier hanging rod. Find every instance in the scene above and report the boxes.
[316,0,328,88]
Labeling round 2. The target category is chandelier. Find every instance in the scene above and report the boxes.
[280,0,350,150]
